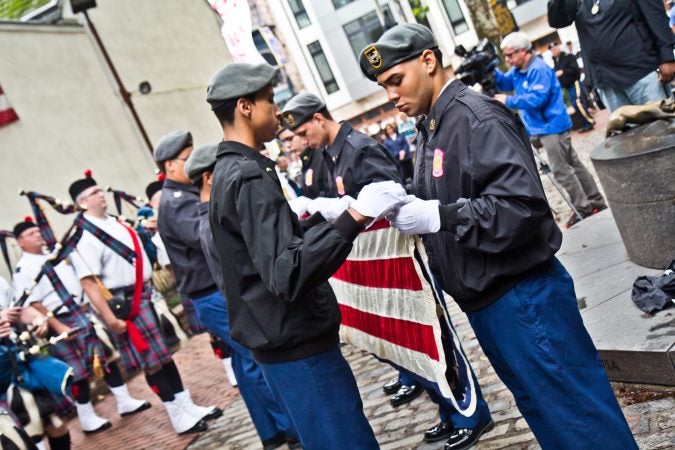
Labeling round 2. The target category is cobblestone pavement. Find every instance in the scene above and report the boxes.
[188,297,675,450]
[71,112,675,449]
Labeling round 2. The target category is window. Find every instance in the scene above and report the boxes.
[288,0,310,29]
[332,0,355,8]
[441,0,469,35]
[343,9,391,58]
[308,41,340,94]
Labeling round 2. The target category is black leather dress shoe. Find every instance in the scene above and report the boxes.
[389,384,423,407]
[180,419,207,435]
[286,436,302,449]
[424,421,453,442]
[443,420,494,450]
[262,432,287,450]
[382,377,401,395]
[203,406,223,421]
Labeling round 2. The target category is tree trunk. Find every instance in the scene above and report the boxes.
[464,0,501,46]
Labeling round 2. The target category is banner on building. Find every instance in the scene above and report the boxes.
[0,84,19,128]
[208,0,266,64]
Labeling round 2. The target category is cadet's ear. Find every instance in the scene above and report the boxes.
[313,112,325,126]
[420,49,438,75]
[236,97,253,119]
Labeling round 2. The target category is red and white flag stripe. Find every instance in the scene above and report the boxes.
[330,220,477,416]
[0,84,19,127]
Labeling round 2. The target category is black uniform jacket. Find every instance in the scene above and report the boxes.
[198,202,225,292]
[548,0,675,89]
[415,80,562,313]
[299,147,329,199]
[158,179,218,298]
[323,123,402,197]
[209,141,364,363]
[553,53,580,89]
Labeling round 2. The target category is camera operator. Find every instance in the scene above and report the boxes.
[494,32,606,228]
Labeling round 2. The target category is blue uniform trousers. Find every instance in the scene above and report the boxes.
[467,258,637,449]
[191,291,296,442]
[258,348,379,450]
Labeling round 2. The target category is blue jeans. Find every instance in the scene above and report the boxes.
[598,70,671,112]
[258,348,378,450]
[467,259,637,449]
[192,291,296,442]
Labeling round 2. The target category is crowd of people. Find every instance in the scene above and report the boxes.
[0,1,673,449]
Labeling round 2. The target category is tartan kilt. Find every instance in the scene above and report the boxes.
[49,307,109,383]
[181,294,207,335]
[109,286,172,373]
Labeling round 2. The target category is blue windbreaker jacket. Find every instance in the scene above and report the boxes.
[494,56,572,136]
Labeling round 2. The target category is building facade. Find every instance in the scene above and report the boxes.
[264,0,577,128]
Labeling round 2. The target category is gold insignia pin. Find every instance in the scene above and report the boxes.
[430,119,436,130]
[364,46,383,69]
[265,167,272,173]
[283,112,296,127]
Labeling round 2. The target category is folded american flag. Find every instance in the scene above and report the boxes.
[330,219,477,417]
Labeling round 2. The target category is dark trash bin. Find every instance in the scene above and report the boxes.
[591,119,675,269]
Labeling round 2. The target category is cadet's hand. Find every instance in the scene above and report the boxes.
[351,181,410,222]
[658,61,675,83]
[307,196,355,222]
[388,197,441,235]
[288,196,312,217]
[494,94,507,104]
[399,150,406,161]
[109,319,128,335]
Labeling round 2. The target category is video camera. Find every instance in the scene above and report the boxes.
[454,39,501,97]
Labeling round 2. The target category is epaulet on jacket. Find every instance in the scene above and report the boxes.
[238,160,263,180]
[454,88,494,123]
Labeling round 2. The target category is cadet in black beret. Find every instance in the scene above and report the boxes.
[206,62,408,449]
[362,24,637,450]
[281,92,402,202]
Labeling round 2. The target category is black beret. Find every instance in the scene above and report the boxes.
[145,174,165,200]
[280,93,325,130]
[13,217,38,239]
[153,131,193,163]
[359,23,437,81]
[68,169,98,202]
[206,63,277,109]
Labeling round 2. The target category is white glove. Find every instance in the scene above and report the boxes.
[388,197,441,235]
[307,196,355,222]
[288,196,312,217]
[351,181,410,221]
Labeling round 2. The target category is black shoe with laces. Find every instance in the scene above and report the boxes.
[443,420,495,450]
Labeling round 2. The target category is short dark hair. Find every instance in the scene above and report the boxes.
[432,47,443,65]
[316,107,333,121]
[213,92,257,126]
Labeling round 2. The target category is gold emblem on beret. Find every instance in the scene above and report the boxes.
[283,112,296,127]
[364,46,383,69]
